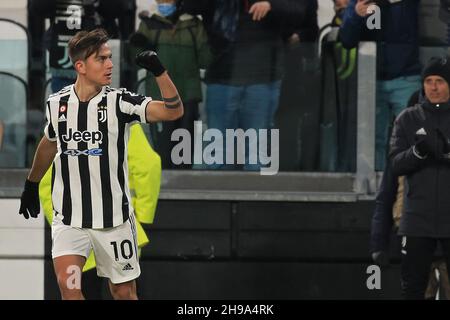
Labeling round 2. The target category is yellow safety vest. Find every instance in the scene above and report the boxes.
[39,124,161,272]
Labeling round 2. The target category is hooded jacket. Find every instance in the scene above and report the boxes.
[134,12,212,103]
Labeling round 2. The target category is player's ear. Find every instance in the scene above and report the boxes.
[74,60,86,75]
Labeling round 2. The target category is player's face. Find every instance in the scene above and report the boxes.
[84,43,113,86]
[424,76,450,104]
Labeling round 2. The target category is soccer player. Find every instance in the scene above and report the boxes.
[18,28,183,300]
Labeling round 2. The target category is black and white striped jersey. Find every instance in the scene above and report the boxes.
[44,84,152,229]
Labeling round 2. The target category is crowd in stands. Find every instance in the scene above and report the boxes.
[0,0,441,172]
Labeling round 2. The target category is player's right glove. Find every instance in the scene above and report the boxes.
[18,179,40,219]
[135,51,166,77]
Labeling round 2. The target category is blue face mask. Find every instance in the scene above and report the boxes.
[158,3,177,17]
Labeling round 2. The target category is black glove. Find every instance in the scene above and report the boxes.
[371,251,390,267]
[18,179,40,219]
[414,128,437,158]
[135,51,166,77]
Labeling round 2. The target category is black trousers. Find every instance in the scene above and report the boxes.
[401,236,450,299]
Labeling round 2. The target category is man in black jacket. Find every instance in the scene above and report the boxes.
[389,56,450,299]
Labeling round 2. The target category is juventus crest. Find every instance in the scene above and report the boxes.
[98,105,107,123]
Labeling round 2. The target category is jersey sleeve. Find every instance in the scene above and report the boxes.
[118,89,152,124]
[43,101,57,142]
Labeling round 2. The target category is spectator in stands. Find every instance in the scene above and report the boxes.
[29,0,137,93]
[183,0,308,170]
[275,0,318,171]
[317,0,356,172]
[439,0,450,50]
[332,0,350,25]
[46,0,103,92]
[129,0,212,169]
[389,56,450,299]
[339,0,422,171]
[283,0,318,45]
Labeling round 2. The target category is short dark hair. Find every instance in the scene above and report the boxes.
[68,28,109,63]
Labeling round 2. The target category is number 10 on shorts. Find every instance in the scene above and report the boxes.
[110,240,134,261]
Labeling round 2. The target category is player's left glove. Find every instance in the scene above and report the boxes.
[135,51,166,77]
[18,179,40,219]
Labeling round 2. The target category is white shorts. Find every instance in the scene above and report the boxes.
[51,213,141,284]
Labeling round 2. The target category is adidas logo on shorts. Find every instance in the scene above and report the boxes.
[122,263,134,271]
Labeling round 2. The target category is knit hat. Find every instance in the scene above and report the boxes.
[422,56,450,86]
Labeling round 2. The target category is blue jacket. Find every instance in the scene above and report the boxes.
[339,0,421,80]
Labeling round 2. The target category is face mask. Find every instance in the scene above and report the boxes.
[158,3,177,17]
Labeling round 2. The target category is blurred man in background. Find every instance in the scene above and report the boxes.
[183,0,308,170]
[339,0,421,171]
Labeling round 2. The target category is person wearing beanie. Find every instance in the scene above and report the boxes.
[389,56,450,299]
[421,56,450,95]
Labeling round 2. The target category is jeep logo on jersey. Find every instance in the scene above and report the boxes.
[62,128,103,144]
